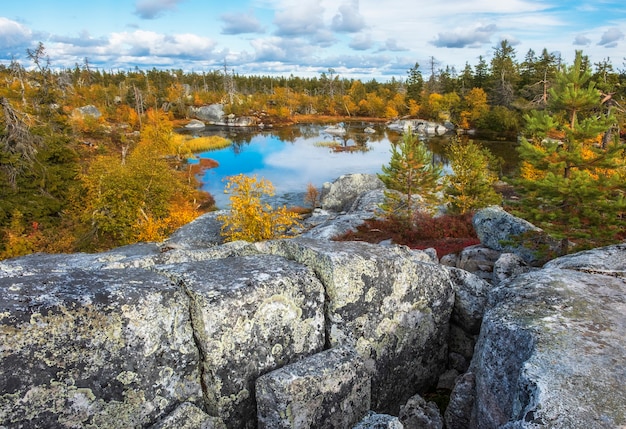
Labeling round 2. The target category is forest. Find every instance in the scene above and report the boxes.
[1,41,625,259]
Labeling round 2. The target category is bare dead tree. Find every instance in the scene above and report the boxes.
[8,59,27,106]
[223,62,236,104]
[133,84,144,127]
[0,97,42,186]
[600,92,625,148]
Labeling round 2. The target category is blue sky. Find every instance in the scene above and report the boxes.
[1,0,624,80]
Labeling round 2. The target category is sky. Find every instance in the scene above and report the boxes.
[1,0,625,81]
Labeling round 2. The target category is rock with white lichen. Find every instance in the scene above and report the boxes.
[161,255,326,429]
[448,243,626,428]
[148,402,226,429]
[0,267,203,428]
[1,179,624,428]
[255,237,456,414]
[256,345,370,429]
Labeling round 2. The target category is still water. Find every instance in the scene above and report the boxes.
[184,123,518,209]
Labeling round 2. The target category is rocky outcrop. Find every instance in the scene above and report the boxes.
[1,175,624,428]
[255,238,455,413]
[72,104,102,119]
[472,205,561,266]
[256,345,369,428]
[387,119,451,135]
[184,119,206,130]
[0,265,202,428]
[320,173,385,212]
[189,104,259,127]
[447,243,626,428]
[0,234,463,427]
[301,188,387,241]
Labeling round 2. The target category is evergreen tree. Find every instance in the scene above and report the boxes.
[406,63,424,103]
[514,51,626,250]
[378,129,442,224]
[489,40,519,107]
[444,138,502,214]
[473,56,489,89]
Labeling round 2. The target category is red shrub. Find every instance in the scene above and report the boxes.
[333,211,480,258]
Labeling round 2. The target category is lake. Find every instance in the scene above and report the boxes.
[182,122,519,209]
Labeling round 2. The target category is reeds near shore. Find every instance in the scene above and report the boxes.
[172,134,232,155]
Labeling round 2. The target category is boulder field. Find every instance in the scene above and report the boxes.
[0,174,624,428]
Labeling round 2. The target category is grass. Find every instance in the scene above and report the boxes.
[172,134,232,155]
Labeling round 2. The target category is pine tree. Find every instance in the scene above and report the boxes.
[514,51,626,250]
[378,129,442,225]
[444,138,502,215]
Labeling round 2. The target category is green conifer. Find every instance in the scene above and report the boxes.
[514,51,626,250]
[378,128,443,225]
[445,138,502,214]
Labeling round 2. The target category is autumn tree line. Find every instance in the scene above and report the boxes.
[1,41,625,258]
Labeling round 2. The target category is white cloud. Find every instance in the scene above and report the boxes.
[108,30,217,59]
[349,33,373,50]
[431,23,497,48]
[573,34,591,46]
[331,0,366,33]
[134,0,183,19]
[598,27,624,47]
[273,1,326,36]
[0,17,32,49]
[249,36,314,63]
[220,12,264,35]
[381,38,407,52]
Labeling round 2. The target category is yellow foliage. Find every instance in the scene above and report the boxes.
[134,214,166,243]
[458,111,471,129]
[135,109,176,156]
[133,195,203,243]
[114,104,141,129]
[218,174,300,242]
[384,105,399,119]
[408,99,421,116]
[171,134,231,157]
[519,160,546,180]
[0,211,42,260]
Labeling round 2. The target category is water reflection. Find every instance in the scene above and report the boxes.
[184,123,518,209]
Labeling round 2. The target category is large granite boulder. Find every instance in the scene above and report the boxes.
[72,104,102,119]
[542,242,626,272]
[255,345,369,429]
[448,243,626,428]
[0,267,202,428]
[189,104,225,123]
[446,267,493,335]
[255,238,455,413]
[320,173,385,212]
[473,206,561,266]
[161,255,326,429]
[184,119,206,130]
[301,189,387,240]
